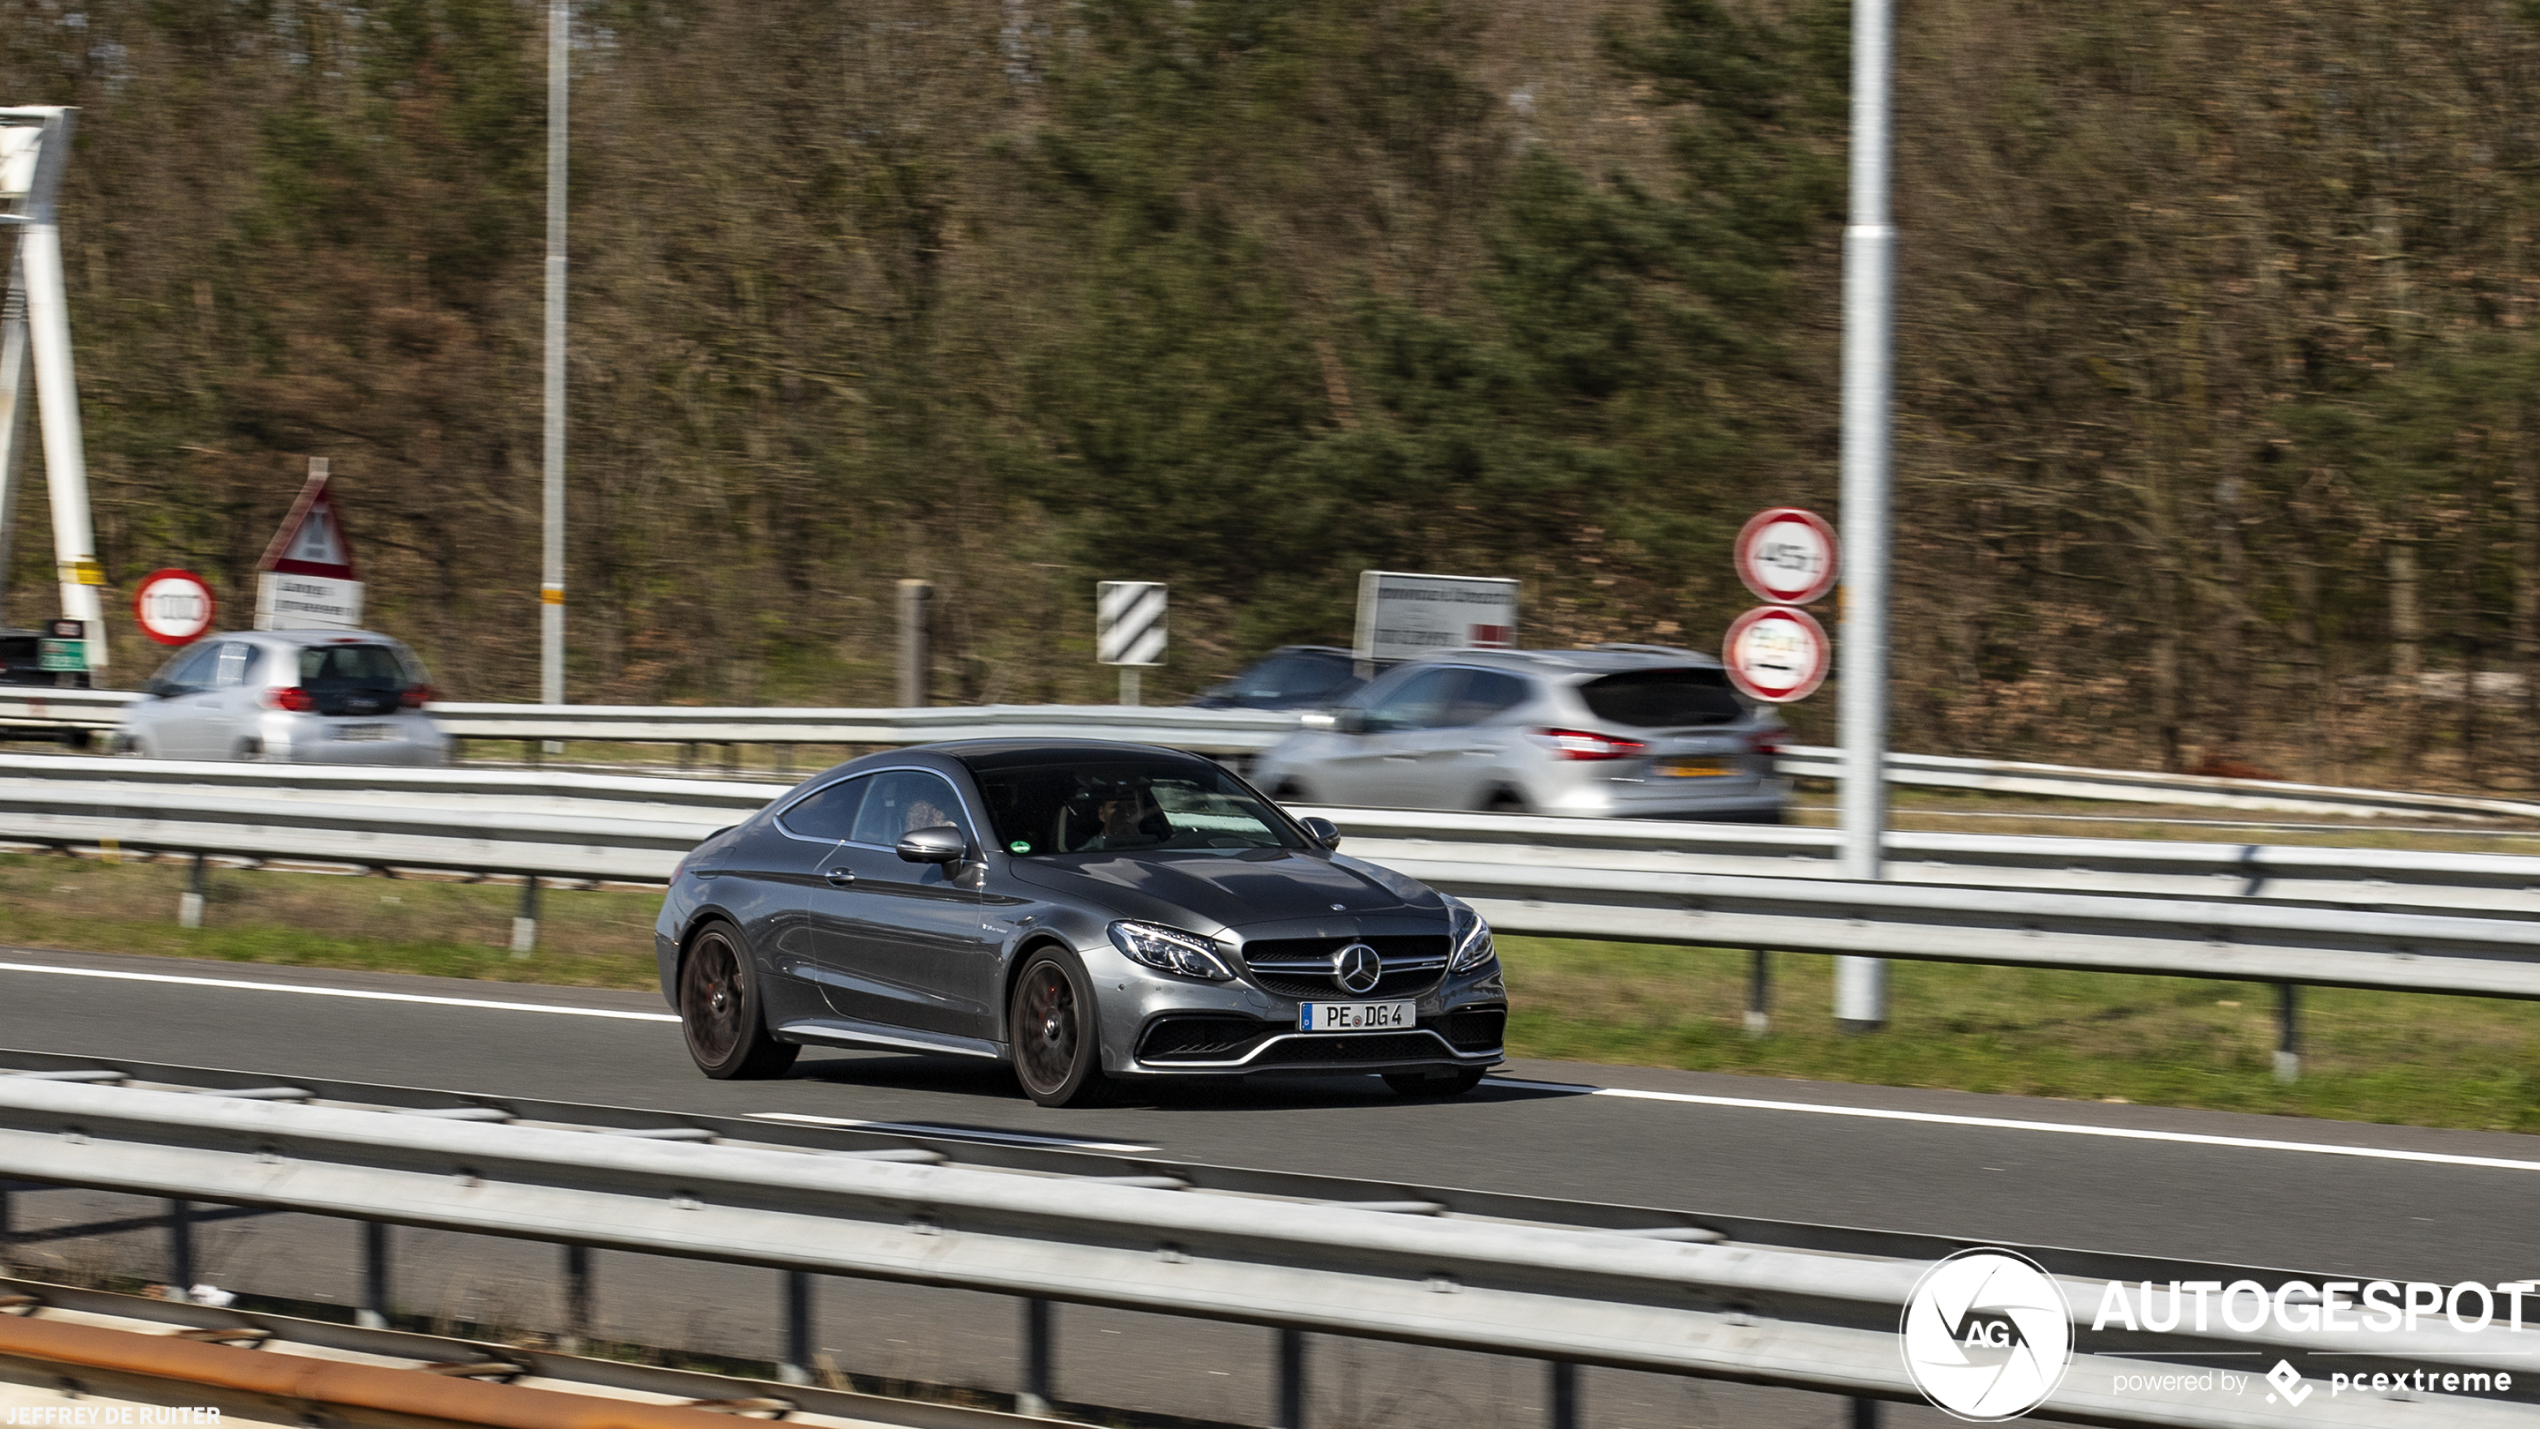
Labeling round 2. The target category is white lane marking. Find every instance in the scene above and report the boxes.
[748,1111,1156,1154]
[1488,1076,2540,1173]
[0,960,680,1022]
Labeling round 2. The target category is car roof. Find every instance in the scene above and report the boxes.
[203,630,411,647]
[1393,645,1726,676]
[932,739,1226,767]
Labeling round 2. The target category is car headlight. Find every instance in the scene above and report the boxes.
[1444,895,1496,972]
[1108,921,1236,981]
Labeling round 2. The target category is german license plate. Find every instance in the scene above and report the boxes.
[1658,759,1731,778]
[335,723,395,742]
[1299,1000,1416,1032]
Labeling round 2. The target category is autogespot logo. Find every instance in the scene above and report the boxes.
[1902,1249,2075,1421]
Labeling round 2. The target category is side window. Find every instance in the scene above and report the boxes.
[1442,669,1528,727]
[778,776,869,841]
[155,644,220,694]
[212,643,257,689]
[850,770,970,846]
[1362,668,1459,733]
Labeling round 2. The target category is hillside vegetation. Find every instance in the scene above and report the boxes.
[3,1,2537,787]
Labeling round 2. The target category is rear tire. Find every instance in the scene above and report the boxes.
[1483,789,1529,816]
[1009,948,1112,1108]
[679,923,798,1080]
[1384,1068,1486,1097]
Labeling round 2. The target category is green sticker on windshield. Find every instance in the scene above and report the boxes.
[1009,840,1032,854]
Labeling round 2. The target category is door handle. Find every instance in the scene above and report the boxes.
[824,868,855,887]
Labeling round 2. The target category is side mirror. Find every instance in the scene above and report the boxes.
[1331,708,1367,735]
[896,825,968,866]
[1299,816,1342,851]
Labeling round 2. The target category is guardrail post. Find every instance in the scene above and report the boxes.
[2275,983,2301,1082]
[1019,1297,1054,1416]
[778,1270,813,1385]
[1850,1397,1881,1428]
[166,1199,193,1301]
[722,743,739,778]
[359,1220,390,1329]
[1275,1327,1305,1429]
[898,579,933,708]
[561,1243,591,1352]
[1745,950,1771,1034]
[776,744,793,779]
[1546,1361,1577,1429]
[511,876,541,958]
[178,852,207,930]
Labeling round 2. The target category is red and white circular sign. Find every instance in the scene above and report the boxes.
[132,569,216,646]
[1723,605,1830,703]
[1733,507,1840,606]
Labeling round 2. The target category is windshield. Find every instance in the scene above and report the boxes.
[1578,667,1747,728]
[297,643,416,689]
[963,753,1306,857]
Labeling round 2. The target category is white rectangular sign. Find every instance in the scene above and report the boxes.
[256,572,365,631]
[1354,571,1519,664]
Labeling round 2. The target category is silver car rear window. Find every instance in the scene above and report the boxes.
[1577,668,1746,728]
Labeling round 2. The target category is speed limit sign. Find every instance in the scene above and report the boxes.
[1724,605,1830,703]
[1733,507,1840,606]
[132,569,216,646]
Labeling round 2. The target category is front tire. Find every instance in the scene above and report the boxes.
[1009,948,1112,1108]
[1384,1068,1486,1097]
[680,923,798,1080]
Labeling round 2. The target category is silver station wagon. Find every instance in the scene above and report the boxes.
[122,630,451,766]
[1250,646,1789,821]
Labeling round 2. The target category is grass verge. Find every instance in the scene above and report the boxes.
[4,853,2536,1133]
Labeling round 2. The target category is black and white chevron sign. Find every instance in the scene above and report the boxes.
[1096,581,1167,666]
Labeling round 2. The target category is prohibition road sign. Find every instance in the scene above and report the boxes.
[132,569,216,646]
[1733,507,1840,606]
[1724,605,1830,703]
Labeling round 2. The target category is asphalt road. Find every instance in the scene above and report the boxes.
[3,946,2533,1285]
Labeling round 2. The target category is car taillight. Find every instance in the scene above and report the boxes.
[1536,727,1648,761]
[264,686,315,712]
[1749,732,1785,756]
[401,684,435,709]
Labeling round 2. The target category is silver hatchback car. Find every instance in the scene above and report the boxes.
[1250,646,1788,821]
[123,630,451,766]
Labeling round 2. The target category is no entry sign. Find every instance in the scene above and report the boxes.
[1733,507,1840,606]
[132,570,216,646]
[1724,605,1830,703]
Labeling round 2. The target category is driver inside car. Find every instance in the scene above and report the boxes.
[1070,782,1171,851]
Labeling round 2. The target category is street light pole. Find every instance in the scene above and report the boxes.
[1835,0,1895,1030]
[539,0,568,713]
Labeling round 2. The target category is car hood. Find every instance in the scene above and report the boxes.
[1003,848,1436,933]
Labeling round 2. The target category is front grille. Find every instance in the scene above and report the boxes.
[1241,934,1450,999]
[1137,1015,1275,1063]
[1439,1007,1506,1052]
[1251,1032,1453,1066]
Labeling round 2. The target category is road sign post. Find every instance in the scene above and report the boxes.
[132,570,215,647]
[1837,0,1898,1032]
[1096,581,1166,706]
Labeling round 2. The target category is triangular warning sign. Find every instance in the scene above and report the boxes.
[256,465,361,581]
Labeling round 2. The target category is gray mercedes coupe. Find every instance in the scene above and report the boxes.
[654,741,1508,1106]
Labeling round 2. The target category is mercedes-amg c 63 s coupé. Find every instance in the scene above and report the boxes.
[655,741,1507,1106]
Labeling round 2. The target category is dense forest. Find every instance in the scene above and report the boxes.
[2,0,2537,787]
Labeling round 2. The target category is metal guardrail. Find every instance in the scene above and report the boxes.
[9,687,2540,821]
[7,758,2540,1004]
[0,1073,2526,1427]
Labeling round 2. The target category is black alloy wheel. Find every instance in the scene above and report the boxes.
[1009,949,1111,1108]
[1383,1067,1487,1097]
[679,923,799,1080]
